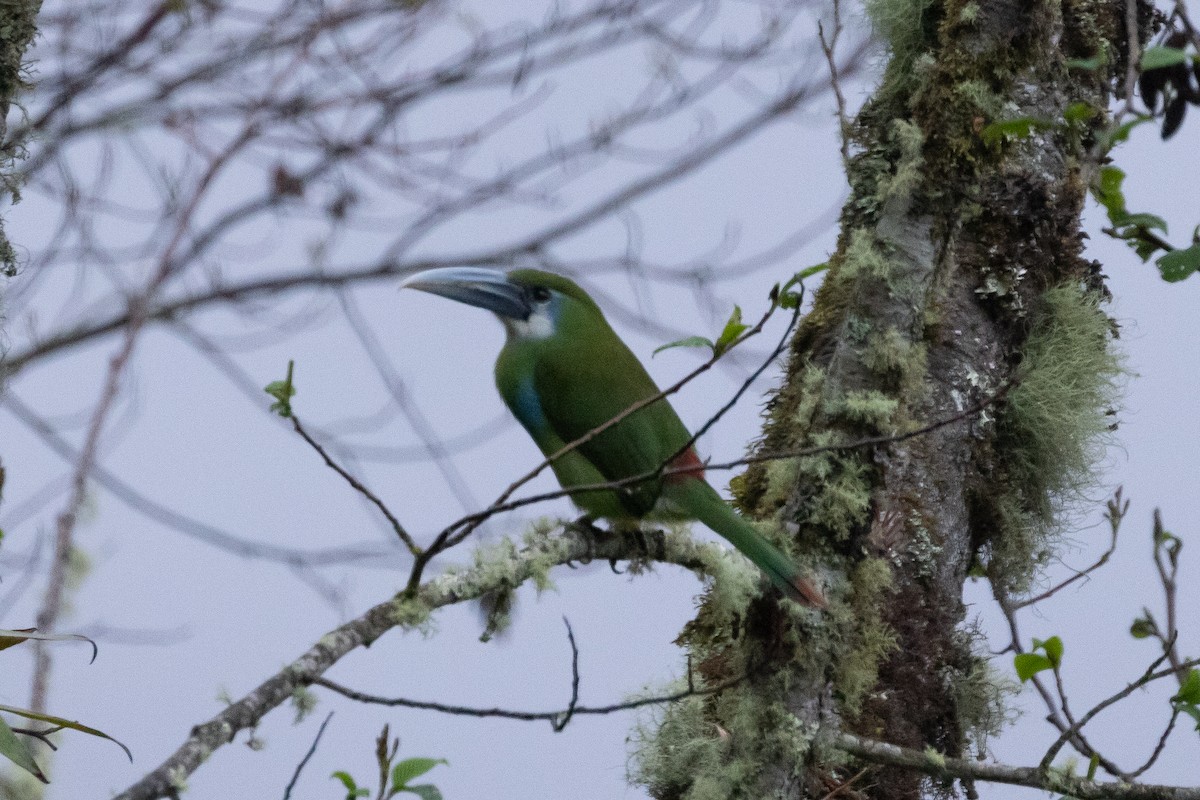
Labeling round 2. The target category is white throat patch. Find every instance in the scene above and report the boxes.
[507,305,555,340]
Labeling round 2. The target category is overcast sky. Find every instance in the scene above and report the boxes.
[1,1,1198,798]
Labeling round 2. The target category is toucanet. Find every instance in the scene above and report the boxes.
[402,267,825,607]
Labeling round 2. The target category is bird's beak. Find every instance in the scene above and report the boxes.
[400,267,531,320]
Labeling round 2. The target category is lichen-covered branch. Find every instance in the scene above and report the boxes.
[832,732,1200,800]
[111,523,741,800]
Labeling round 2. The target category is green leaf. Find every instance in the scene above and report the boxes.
[0,714,47,783]
[400,785,443,800]
[1063,102,1097,123]
[1034,635,1064,667]
[1157,245,1200,282]
[1014,653,1054,682]
[1129,615,1157,639]
[652,336,713,357]
[0,629,97,661]
[713,305,749,355]
[332,771,370,799]
[264,360,296,418]
[1115,212,1168,234]
[1093,165,1127,221]
[798,261,829,279]
[0,704,131,761]
[1177,702,1200,731]
[1141,46,1190,71]
[1174,669,1200,705]
[1099,114,1152,151]
[775,270,812,310]
[391,757,448,788]
[1066,55,1104,71]
[981,116,1053,145]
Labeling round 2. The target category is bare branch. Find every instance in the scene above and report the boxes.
[832,731,1200,800]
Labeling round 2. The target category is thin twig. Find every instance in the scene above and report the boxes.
[312,671,747,730]
[817,0,850,163]
[994,589,1126,779]
[552,617,581,732]
[1013,488,1125,609]
[290,414,420,556]
[1038,644,1200,773]
[282,712,334,800]
[1122,0,1141,113]
[1150,509,1185,680]
[1127,707,1180,780]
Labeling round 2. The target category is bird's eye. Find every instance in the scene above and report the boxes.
[530,286,552,303]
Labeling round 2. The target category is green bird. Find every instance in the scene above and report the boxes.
[402,267,825,607]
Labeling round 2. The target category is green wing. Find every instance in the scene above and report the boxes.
[532,329,692,517]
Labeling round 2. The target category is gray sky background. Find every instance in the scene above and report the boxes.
[1,1,1198,797]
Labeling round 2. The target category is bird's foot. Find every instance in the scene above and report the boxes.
[566,514,605,567]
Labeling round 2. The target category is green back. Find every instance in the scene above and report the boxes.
[495,279,693,518]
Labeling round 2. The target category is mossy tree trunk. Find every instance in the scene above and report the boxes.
[0,1,42,508]
[635,1,1133,798]
[0,0,42,279]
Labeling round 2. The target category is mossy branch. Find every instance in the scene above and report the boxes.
[832,731,1200,800]
[109,523,737,800]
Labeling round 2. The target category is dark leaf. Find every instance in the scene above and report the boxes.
[1163,95,1187,139]
[1139,68,1164,112]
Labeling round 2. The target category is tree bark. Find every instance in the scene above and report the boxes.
[0,0,42,279]
[635,1,1135,798]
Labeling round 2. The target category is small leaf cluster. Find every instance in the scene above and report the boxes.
[332,724,447,800]
[1139,37,1200,140]
[1174,669,1200,731]
[653,305,749,359]
[265,360,297,417]
[652,266,823,358]
[1014,635,1063,682]
[1092,164,1200,282]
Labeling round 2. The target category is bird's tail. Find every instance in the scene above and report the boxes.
[672,478,826,609]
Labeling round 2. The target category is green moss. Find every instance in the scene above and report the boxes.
[903,513,941,578]
[629,691,726,798]
[946,628,1016,754]
[792,365,827,429]
[521,518,565,592]
[290,685,318,724]
[865,0,939,96]
[877,120,926,211]
[841,228,892,281]
[795,432,873,540]
[829,389,899,428]
[954,80,1005,120]
[989,284,1124,591]
[834,558,897,712]
[390,596,434,633]
[862,328,928,395]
